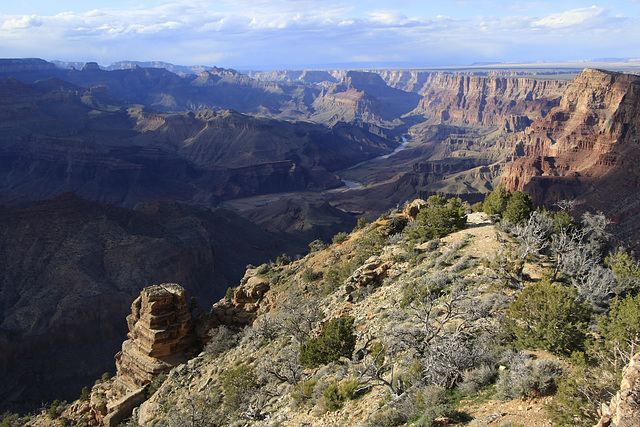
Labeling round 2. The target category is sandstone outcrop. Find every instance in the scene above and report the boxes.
[596,352,640,427]
[501,69,640,246]
[402,198,429,219]
[92,284,197,427]
[344,256,392,300]
[210,269,271,326]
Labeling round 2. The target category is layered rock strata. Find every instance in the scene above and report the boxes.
[411,73,567,126]
[501,69,640,245]
[94,284,197,427]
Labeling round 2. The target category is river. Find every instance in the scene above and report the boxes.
[338,135,409,190]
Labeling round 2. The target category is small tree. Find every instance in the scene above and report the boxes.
[222,365,257,412]
[354,217,369,231]
[299,316,356,368]
[503,191,533,225]
[483,183,510,216]
[596,293,640,374]
[410,197,467,241]
[503,281,591,355]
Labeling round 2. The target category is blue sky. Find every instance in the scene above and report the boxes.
[1,1,639,69]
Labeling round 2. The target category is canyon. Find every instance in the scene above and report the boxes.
[2,58,640,415]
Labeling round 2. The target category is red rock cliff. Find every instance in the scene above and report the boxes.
[409,72,567,126]
[502,69,640,245]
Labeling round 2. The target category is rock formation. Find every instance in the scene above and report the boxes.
[596,352,640,427]
[501,69,640,246]
[89,284,197,427]
[311,70,421,124]
[210,269,271,327]
[410,73,567,126]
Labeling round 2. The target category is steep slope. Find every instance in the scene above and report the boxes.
[502,68,640,245]
[55,205,561,427]
[0,193,306,413]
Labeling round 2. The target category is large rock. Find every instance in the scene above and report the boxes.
[210,269,271,326]
[116,284,195,385]
[96,283,197,426]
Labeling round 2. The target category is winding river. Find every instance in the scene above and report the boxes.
[339,134,409,189]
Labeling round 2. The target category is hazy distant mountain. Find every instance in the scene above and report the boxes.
[52,59,209,75]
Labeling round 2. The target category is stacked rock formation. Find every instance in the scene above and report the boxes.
[114,283,195,390]
[94,283,196,426]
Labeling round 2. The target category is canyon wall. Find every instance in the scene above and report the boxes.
[409,72,568,126]
[502,69,640,245]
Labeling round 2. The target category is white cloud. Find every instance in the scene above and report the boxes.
[533,6,606,28]
[0,1,638,68]
[1,15,43,30]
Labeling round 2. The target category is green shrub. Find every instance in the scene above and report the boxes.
[595,293,640,375]
[256,263,271,275]
[355,217,369,231]
[322,261,357,296]
[483,183,510,216]
[503,191,533,225]
[225,287,234,300]
[339,377,362,400]
[386,216,408,236]
[605,250,640,291]
[409,197,467,241]
[548,294,640,426]
[299,316,356,368]
[320,378,366,412]
[302,267,323,283]
[495,355,562,401]
[222,364,257,410]
[322,382,343,411]
[276,253,291,266]
[46,400,61,420]
[548,352,607,426]
[309,239,327,252]
[80,386,91,401]
[292,379,317,406]
[503,281,591,355]
[332,232,349,245]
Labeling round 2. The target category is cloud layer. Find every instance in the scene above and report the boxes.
[0,0,638,68]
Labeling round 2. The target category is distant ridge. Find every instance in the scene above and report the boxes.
[51,59,209,75]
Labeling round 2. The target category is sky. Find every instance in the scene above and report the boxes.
[1,0,639,69]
